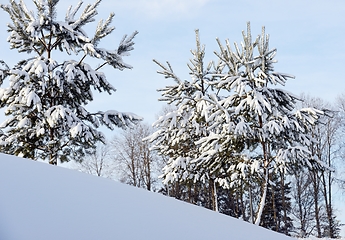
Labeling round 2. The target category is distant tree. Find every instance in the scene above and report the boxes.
[336,94,345,192]
[290,166,317,237]
[300,95,342,238]
[0,0,141,164]
[75,143,115,178]
[111,123,162,191]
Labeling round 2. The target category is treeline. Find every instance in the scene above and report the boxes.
[73,24,345,238]
[74,100,345,238]
[76,94,345,238]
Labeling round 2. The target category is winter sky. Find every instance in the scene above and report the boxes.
[1,0,345,128]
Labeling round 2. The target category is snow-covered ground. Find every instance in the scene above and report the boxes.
[0,153,343,240]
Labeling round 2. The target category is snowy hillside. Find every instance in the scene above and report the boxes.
[0,153,295,240]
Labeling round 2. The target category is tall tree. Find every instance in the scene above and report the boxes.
[336,94,345,192]
[148,22,327,226]
[290,166,316,237]
[146,30,223,211]
[0,0,141,164]
[302,95,342,238]
[195,22,326,225]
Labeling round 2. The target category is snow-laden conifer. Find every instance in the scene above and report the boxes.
[196,23,326,224]
[149,22,326,224]
[146,30,231,211]
[0,0,141,164]
[147,30,212,184]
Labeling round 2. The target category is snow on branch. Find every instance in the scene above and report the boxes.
[275,146,331,171]
[153,59,182,84]
[65,1,83,23]
[0,60,10,84]
[92,12,115,46]
[98,110,143,130]
[295,107,323,125]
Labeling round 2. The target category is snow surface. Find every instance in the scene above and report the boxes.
[0,153,322,240]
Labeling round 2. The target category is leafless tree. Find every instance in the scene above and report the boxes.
[336,94,345,191]
[292,94,343,238]
[74,143,116,179]
[110,123,163,191]
[290,166,322,237]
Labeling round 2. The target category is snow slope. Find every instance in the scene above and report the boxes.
[0,153,294,240]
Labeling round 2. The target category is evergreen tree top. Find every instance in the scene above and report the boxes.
[0,0,138,70]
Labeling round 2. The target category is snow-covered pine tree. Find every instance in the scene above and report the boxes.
[0,0,141,164]
[146,30,225,211]
[195,22,327,225]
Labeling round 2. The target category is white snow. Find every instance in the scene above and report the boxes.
[0,153,297,240]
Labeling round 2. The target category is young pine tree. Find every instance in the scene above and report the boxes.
[0,0,141,164]
[146,30,227,211]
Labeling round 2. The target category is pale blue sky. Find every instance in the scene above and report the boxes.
[0,0,345,234]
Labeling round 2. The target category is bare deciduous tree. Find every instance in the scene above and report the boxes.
[74,143,115,179]
[111,123,163,191]
[291,94,343,238]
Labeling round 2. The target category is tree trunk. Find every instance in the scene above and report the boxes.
[271,182,278,231]
[322,170,334,238]
[240,179,246,220]
[311,171,322,237]
[296,173,306,237]
[210,179,218,212]
[249,184,254,223]
[310,139,322,238]
[188,184,192,203]
[280,172,288,235]
[144,150,151,191]
[255,167,268,225]
[255,116,269,225]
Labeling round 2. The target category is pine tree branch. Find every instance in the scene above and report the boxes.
[48,23,53,53]
[32,45,42,56]
[39,30,48,53]
[78,54,87,66]
[95,62,108,71]
[0,0,140,163]
[51,37,63,50]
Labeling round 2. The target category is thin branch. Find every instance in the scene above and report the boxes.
[40,30,48,51]
[78,54,87,66]
[51,37,63,49]
[48,21,53,52]
[32,45,42,56]
[95,61,108,71]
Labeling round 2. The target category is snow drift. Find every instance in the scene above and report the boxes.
[0,153,293,240]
